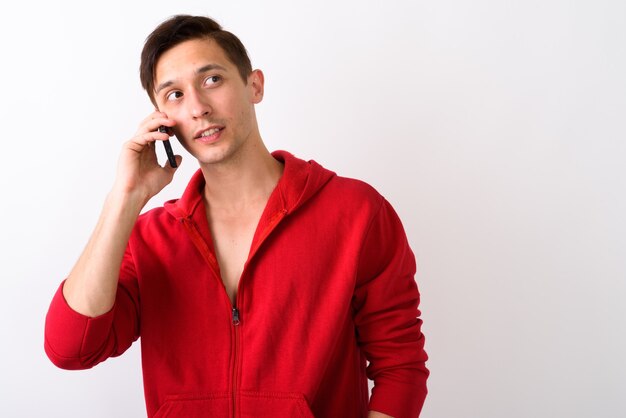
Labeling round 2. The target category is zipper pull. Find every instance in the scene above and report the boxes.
[232,307,241,326]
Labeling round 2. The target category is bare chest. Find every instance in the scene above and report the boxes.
[207,209,264,304]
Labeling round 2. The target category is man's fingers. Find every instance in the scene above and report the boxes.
[137,112,176,137]
[126,131,171,152]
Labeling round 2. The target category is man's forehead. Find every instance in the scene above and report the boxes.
[156,39,231,73]
[154,39,232,88]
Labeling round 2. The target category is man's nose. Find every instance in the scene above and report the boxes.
[187,89,211,118]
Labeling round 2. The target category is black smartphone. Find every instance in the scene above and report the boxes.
[158,126,177,168]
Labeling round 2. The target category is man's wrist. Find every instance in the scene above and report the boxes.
[106,187,148,216]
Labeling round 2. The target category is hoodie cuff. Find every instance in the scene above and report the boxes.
[369,380,427,418]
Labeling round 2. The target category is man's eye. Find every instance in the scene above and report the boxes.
[166,91,183,101]
[204,75,222,86]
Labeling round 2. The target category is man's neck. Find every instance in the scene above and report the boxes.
[200,145,284,214]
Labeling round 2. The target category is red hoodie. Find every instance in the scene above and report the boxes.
[45,151,428,417]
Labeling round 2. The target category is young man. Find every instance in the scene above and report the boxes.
[45,15,428,418]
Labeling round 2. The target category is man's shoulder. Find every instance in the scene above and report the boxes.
[304,174,387,223]
[325,174,384,204]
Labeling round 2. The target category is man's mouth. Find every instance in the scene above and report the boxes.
[195,126,225,142]
[199,127,223,137]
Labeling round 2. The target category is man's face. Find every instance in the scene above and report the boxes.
[154,38,263,166]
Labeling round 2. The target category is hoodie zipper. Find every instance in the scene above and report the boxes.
[231,306,241,417]
[181,211,287,418]
[232,307,241,326]
[182,218,240,417]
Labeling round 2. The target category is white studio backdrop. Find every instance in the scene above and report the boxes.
[0,0,624,417]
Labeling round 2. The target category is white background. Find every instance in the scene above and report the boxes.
[1,1,624,417]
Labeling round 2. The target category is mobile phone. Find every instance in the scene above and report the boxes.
[158,126,177,168]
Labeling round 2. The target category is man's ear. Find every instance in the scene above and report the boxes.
[249,69,264,103]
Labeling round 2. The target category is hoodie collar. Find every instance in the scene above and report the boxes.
[164,150,336,220]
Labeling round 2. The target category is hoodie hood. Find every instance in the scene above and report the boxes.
[163,150,336,221]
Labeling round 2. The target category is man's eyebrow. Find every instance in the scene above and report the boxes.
[155,64,228,95]
[196,63,227,74]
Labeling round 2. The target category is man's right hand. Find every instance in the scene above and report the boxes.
[112,111,182,205]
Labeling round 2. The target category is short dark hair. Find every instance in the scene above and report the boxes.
[140,15,253,105]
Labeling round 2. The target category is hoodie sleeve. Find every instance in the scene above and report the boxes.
[44,245,140,370]
[352,198,429,418]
